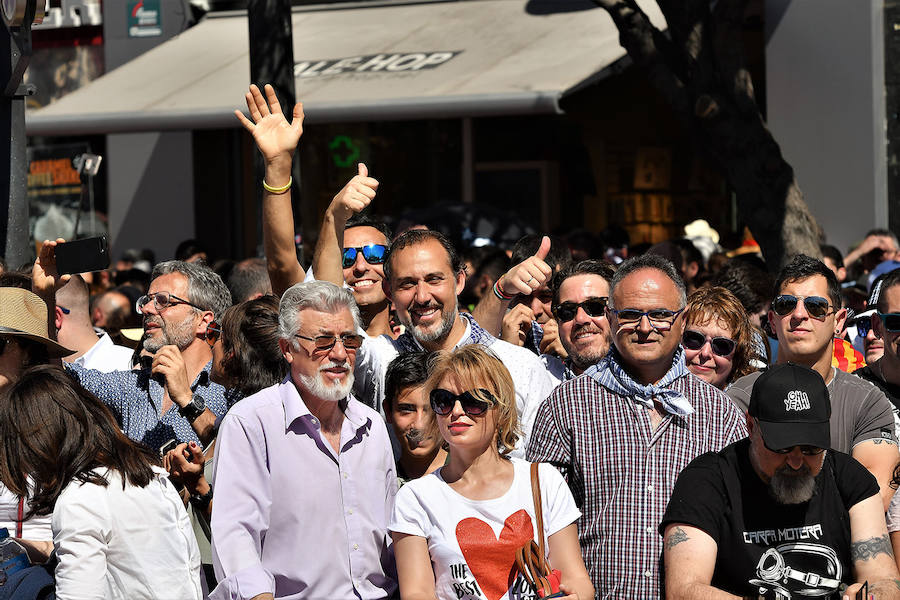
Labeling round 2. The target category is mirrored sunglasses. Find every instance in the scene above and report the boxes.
[341,244,387,269]
[553,298,608,323]
[771,295,833,320]
[855,316,872,338]
[682,330,736,356]
[429,388,496,417]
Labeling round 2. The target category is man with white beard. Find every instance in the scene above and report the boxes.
[210,281,398,600]
[660,363,900,599]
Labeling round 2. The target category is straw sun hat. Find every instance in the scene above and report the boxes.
[0,288,74,358]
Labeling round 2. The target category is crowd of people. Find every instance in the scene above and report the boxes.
[1,83,900,599]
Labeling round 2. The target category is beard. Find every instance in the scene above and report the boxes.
[562,324,609,371]
[297,361,355,403]
[403,300,457,344]
[143,313,196,353]
[768,462,817,504]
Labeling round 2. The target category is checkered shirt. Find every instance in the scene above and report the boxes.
[526,367,748,599]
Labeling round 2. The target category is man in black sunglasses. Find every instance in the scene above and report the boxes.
[728,255,898,511]
[662,363,898,600]
[855,269,900,441]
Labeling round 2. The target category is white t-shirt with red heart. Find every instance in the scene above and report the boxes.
[389,457,580,600]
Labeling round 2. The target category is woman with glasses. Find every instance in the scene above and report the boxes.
[163,296,287,595]
[681,286,761,390]
[0,365,202,599]
[389,345,593,600]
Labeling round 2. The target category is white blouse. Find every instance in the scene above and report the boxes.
[52,466,201,600]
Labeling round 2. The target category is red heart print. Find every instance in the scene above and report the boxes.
[455,509,534,600]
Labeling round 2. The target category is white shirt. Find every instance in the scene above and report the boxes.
[52,467,202,600]
[72,333,134,372]
[353,318,558,455]
[0,484,51,541]
[389,458,580,600]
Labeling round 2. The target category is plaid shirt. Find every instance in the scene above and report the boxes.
[526,363,748,599]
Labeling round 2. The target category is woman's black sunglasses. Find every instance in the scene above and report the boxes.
[771,295,833,320]
[553,298,608,323]
[341,244,387,269]
[682,330,736,356]
[429,388,496,417]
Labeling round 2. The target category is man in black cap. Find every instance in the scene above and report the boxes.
[661,363,900,599]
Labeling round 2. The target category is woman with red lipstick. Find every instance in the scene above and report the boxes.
[389,345,593,600]
[681,286,760,390]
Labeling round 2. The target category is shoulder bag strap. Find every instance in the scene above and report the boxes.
[530,462,545,557]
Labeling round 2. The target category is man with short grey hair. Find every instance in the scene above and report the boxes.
[67,260,235,450]
[527,253,747,597]
[211,281,397,600]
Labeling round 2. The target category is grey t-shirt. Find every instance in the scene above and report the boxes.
[728,368,897,453]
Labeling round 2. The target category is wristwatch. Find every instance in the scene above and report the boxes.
[189,487,213,511]
[178,393,206,423]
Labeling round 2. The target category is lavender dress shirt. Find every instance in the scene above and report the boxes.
[210,377,398,600]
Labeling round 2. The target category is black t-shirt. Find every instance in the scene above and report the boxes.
[661,438,879,599]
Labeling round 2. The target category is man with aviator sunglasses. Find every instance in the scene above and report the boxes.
[728,255,898,511]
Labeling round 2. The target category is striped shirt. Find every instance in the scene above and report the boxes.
[526,363,748,599]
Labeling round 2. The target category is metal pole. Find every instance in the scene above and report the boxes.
[247,0,298,256]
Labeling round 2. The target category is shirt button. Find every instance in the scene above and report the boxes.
[643,570,651,578]
[348,508,354,515]
[645,527,653,535]
[343,472,349,479]
[311,417,318,424]
[646,484,653,492]
[353,543,359,550]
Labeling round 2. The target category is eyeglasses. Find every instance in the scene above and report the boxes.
[682,330,736,356]
[553,298,608,322]
[878,312,900,332]
[608,307,684,330]
[342,244,387,269]
[771,295,833,320]
[205,321,221,346]
[136,292,205,315]
[855,316,873,338]
[430,388,496,417]
[58,306,70,315]
[764,441,826,456]
[294,333,364,352]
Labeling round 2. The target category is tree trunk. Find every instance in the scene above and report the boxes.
[593,0,821,269]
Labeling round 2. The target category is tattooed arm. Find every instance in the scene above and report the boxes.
[662,524,742,600]
[852,438,899,512]
[847,494,900,600]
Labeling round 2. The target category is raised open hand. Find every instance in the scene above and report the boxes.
[234,84,304,166]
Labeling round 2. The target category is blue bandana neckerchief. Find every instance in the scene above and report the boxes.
[586,345,695,416]
[393,311,495,354]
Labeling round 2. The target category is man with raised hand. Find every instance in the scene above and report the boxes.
[728,255,899,510]
[526,253,747,597]
[238,85,394,338]
[353,229,557,451]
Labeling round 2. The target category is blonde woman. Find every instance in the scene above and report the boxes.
[390,345,593,600]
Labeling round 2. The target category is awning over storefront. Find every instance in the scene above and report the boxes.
[26,0,666,136]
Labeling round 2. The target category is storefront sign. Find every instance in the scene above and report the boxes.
[127,0,161,38]
[294,51,461,78]
[27,145,86,203]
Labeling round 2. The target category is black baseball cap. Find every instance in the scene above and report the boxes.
[748,363,831,451]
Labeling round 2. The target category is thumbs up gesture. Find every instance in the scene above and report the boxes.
[496,236,554,297]
[327,163,380,223]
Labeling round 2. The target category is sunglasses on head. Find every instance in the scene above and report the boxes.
[429,388,496,417]
[342,244,387,269]
[771,295,833,320]
[682,330,736,356]
[553,298,608,323]
[878,312,900,332]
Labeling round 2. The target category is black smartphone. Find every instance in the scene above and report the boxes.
[54,236,110,275]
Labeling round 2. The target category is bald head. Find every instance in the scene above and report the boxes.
[56,275,92,326]
[92,290,131,330]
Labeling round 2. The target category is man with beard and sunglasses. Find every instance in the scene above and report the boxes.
[728,255,899,511]
[210,281,397,600]
[662,363,900,600]
[65,260,236,451]
[352,229,557,453]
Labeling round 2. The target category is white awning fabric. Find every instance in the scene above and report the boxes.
[25,0,666,135]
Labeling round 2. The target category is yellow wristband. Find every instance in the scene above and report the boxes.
[262,177,292,194]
